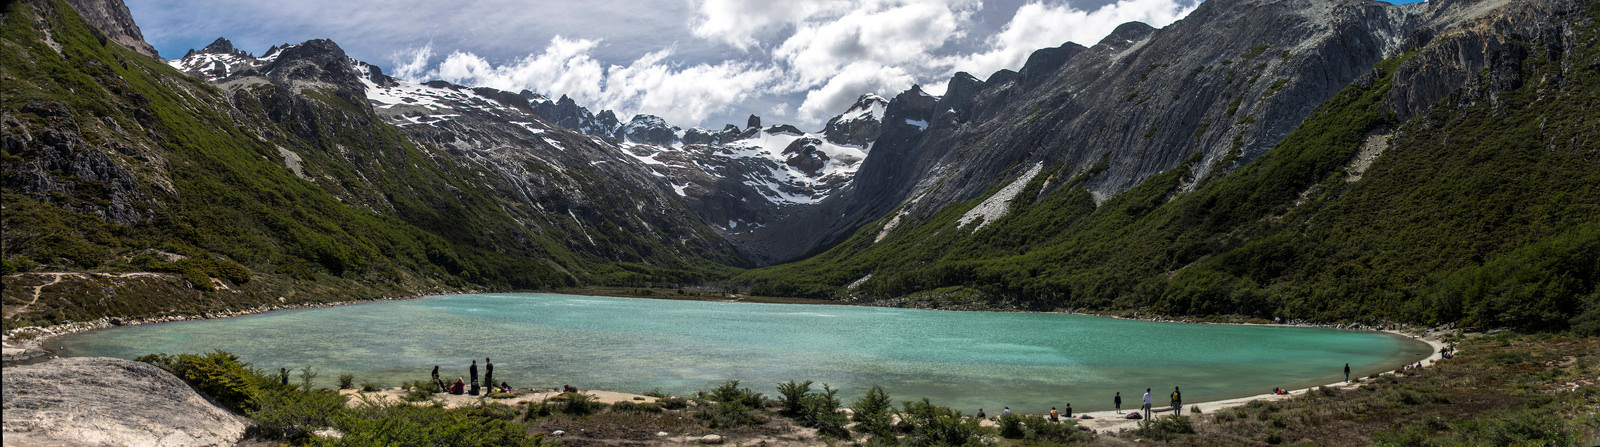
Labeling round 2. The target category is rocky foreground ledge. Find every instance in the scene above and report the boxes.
[3,357,247,446]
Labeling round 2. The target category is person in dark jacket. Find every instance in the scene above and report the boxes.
[1114,392,1122,413]
[483,358,494,392]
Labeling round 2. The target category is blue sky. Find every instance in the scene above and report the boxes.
[125,0,1427,130]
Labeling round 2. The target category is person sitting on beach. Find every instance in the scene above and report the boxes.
[1002,406,1011,416]
[1064,403,1072,419]
[1050,407,1059,422]
[976,408,986,419]
[500,381,510,393]
[563,384,577,393]
[451,378,465,395]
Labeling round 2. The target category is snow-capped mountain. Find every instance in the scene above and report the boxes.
[168,41,893,261]
[822,94,888,148]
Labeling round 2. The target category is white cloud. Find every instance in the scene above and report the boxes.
[598,50,780,125]
[773,0,972,89]
[950,0,1201,81]
[796,62,916,123]
[417,37,779,127]
[369,0,1200,129]
[434,36,606,101]
[689,0,845,50]
[390,42,434,81]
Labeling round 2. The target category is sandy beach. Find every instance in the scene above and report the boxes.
[1063,329,1448,433]
[338,386,659,409]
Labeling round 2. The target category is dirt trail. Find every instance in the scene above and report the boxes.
[4,272,170,320]
[4,273,68,319]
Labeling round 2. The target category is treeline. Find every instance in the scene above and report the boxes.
[739,18,1600,334]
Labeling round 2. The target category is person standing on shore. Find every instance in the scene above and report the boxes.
[483,358,494,393]
[1345,363,1351,382]
[279,368,289,386]
[469,360,479,395]
[1142,388,1152,419]
[1170,386,1182,417]
[1115,392,1122,414]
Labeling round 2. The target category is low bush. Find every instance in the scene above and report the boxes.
[611,400,663,413]
[1135,416,1196,441]
[337,373,354,390]
[694,399,767,428]
[553,392,606,416]
[322,401,544,446]
[657,396,690,410]
[247,388,346,442]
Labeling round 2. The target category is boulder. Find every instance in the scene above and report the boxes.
[3,357,247,446]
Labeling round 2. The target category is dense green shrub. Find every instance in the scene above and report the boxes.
[895,398,987,446]
[315,401,545,446]
[1448,408,1576,446]
[247,388,346,442]
[136,351,261,413]
[337,373,354,390]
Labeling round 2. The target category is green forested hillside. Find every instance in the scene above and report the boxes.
[739,12,1600,334]
[1,0,731,327]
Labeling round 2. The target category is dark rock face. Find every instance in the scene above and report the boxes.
[1016,42,1087,88]
[764,124,803,136]
[746,114,761,129]
[3,101,148,225]
[740,0,1441,263]
[63,0,158,58]
[782,137,830,176]
[2,357,248,446]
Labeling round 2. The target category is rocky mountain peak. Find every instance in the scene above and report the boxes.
[261,39,362,92]
[199,37,244,56]
[747,114,762,130]
[822,94,889,148]
[1017,42,1086,88]
[624,114,681,145]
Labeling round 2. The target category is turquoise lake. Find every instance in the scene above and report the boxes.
[48,293,1431,413]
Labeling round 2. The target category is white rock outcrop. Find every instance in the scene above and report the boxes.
[3,357,248,446]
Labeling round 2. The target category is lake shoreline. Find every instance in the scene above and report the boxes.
[5,289,1443,380]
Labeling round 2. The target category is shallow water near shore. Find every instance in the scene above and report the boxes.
[49,293,1430,413]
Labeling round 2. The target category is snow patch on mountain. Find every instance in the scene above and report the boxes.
[958,162,1044,231]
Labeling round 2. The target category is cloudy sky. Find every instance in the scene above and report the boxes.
[125,0,1421,130]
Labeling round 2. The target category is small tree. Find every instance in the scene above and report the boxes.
[777,380,814,416]
[298,366,318,391]
[851,385,894,438]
